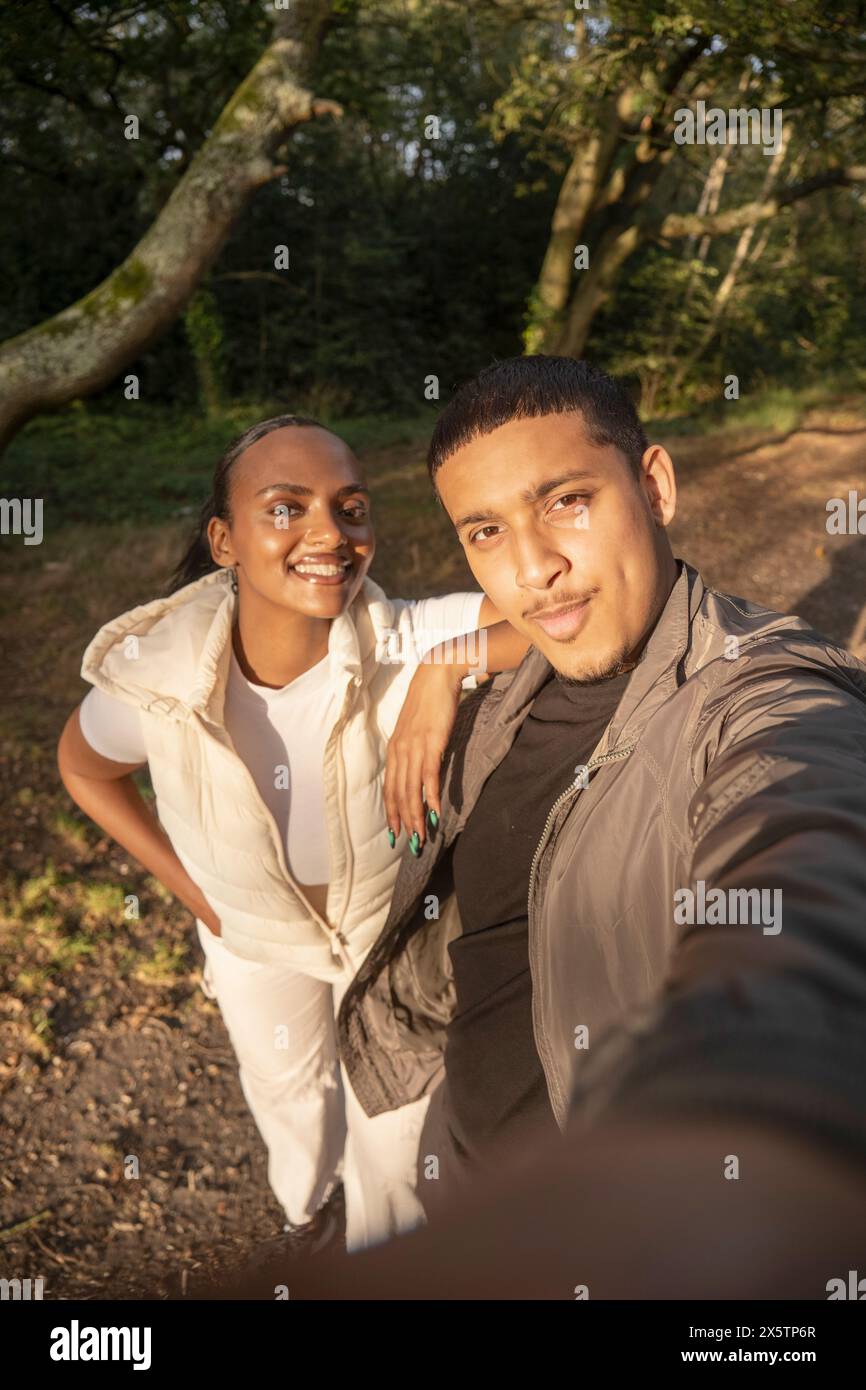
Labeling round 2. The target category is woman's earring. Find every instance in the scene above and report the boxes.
[229,567,239,595]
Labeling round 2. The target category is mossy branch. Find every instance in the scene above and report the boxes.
[0,26,342,453]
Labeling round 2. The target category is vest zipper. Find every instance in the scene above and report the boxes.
[526,742,636,1124]
[322,678,360,962]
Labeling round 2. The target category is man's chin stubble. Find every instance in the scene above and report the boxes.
[552,645,639,687]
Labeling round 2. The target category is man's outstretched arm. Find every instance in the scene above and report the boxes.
[567,661,866,1161]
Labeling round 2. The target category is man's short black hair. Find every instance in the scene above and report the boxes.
[427,355,648,485]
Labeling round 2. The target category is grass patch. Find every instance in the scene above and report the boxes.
[14,967,52,998]
[77,881,127,926]
[50,807,94,851]
[133,940,189,986]
[27,1004,54,1058]
[5,861,133,938]
[649,370,866,439]
[1,400,434,525]
[17,862,62,914]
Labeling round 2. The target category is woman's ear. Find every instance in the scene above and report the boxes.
[207,515,235,569]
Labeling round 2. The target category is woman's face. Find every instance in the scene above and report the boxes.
[207,425,375,618]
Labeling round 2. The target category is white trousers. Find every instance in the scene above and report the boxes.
[195,921,429,1252]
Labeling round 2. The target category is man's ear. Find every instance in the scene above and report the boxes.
[207,515,235,569]
[639,445,677,527]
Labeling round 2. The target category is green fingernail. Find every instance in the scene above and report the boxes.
[427,809,439,829]
[387,828,396,848]
[409,831,421,854]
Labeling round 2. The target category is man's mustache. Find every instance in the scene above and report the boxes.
[522,588,596,622]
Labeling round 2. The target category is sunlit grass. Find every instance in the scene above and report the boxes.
[650,369,866,438]
[50,807,93,851]
[133,940,189,986]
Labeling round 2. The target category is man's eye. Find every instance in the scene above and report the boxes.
[551,492,591,511]
[470,525,501,545]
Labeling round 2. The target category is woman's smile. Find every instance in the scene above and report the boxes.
[286,552,355,586]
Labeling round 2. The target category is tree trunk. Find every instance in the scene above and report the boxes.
[553,219,643,357]
[0,10,340,453]
[530,120,673,359]
[524,36,707,357]
[523,96,624,353]
[552,130,679,357]
[523,16,866,367]
[540,150,866,362]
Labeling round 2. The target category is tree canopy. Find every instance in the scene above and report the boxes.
[1,0,864,442]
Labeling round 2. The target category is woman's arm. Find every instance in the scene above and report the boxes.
[57,705,222,935]
[477,594,534,656]
[469,608,533,673]
[383,615,532,852]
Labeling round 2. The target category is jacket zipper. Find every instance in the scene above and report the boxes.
[525,744,637,923]
[526,742,636,1123]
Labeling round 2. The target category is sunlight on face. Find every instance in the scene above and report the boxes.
[210,426,375,618]
[435,412,678,682]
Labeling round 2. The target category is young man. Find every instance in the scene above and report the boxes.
[336,356,866,1218]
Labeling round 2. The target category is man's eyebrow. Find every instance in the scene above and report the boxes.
[454,470,598,531]
[255,482,369,498]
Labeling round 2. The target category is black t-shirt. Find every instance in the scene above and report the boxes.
[438,666,633,1167]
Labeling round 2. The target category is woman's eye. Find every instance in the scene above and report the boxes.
[268,502,367,522]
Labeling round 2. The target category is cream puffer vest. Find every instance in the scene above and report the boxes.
[80,568,436,982]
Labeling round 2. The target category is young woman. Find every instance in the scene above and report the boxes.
[57,414,529,1253]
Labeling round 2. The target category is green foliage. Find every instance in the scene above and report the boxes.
[1,400,434,523]
[133,940,189,984]
[184,288,225,415]
[0,0,863,427]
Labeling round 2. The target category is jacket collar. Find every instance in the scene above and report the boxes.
[81,569,398,726]
[605,558,704,747]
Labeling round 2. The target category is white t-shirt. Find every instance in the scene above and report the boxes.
[78,590,485,887]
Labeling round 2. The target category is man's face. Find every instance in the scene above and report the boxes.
[435,412,678,682]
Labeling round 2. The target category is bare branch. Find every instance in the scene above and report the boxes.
[656,165,866,241]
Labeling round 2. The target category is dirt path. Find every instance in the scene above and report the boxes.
[664,417,866,660]
[1,413,864,1298]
